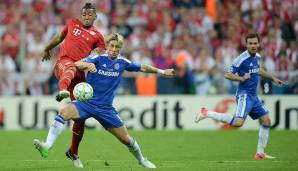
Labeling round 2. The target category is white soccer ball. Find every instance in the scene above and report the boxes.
[73,82,93,102]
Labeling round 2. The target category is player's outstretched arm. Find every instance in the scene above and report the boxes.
[259,68,284,86]
[42,31,67,61]
[74,61,97,73]
[224,72,250,82]
[140,64,175,76]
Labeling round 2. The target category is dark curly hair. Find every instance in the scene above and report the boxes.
[81,3,96,11]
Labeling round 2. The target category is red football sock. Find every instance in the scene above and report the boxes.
[70,121,85,155]
[59,68,76,91]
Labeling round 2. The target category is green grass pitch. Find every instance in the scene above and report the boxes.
[0,130,297,171]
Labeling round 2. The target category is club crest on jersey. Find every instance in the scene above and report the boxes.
[114,63,120,70]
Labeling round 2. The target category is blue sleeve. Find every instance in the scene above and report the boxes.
[230,57,241,74]
[82,51,99,64]
[230,65,239,74]
[125,60,141,72]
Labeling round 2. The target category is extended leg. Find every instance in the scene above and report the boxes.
[56,67,77,102]
[195,107,235,124]
[33,104,80,158]
[108,126,156,169]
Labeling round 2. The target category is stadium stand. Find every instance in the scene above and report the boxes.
[0,0,297,95]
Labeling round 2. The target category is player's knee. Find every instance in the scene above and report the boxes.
[233,119,245,127]
[59,109,68,120]
[259,115,271,127]
[59,107,72,120]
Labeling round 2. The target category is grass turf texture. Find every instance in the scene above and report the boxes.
[0,130,297,171]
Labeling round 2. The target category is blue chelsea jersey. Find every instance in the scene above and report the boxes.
[82,52,141,106]
[230,50,261,95]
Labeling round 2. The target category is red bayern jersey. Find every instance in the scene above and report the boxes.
[59,18,105,61]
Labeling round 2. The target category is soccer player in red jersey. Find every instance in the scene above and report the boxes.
[42,3,105,168]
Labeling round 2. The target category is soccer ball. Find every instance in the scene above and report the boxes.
[73,82,93,102]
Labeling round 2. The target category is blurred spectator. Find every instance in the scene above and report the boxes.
[275,51,293,81]
[0,0,297,95]
[193,48,215,95]
[174,63,196,94]
[260,49,275,94]
[153,46,174,70]
[113,15,133,38]
[1,24,20,62]
[0,47,22,95]
[211,48,231,94]
[23,25,53,95]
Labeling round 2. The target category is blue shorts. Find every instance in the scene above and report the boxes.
[235,93,269,120]
[72,101,123,129]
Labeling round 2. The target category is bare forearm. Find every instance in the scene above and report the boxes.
[75,61,87,70]
[259,68,274,80]
[45,32,65,51]
[224,72,244,82]
[140,64,162,74]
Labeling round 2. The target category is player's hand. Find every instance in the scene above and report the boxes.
[241,73,250,81]
[42,50,51,61]
[84,63,97,73]
[273,77,284,87]
[163,69,175,76]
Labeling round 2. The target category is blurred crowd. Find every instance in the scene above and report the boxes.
[0,0,298,96]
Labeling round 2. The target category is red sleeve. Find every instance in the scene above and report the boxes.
[61,19,76,36]
[61,22,69,35]
[95,33,106,50]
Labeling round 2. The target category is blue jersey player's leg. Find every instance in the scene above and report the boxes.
[92,108,156,169]
[249,96,275,159]
[195,93,254,127]
[33,103,89,168]
[195,94,275,159]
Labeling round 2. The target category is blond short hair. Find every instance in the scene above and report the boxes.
[105,33,124,47]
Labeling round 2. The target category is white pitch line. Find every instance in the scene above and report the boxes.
[0,160,295,163]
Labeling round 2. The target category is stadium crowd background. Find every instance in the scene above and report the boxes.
[0,0,297,96]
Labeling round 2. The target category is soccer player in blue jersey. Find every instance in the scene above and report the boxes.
[195,33,284,159]
[33,33,175,169]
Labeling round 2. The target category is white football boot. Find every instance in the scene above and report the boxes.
[65,149,84,168]
[194,107,209,123]
[139,158,156,169]
[33,139,49,158]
